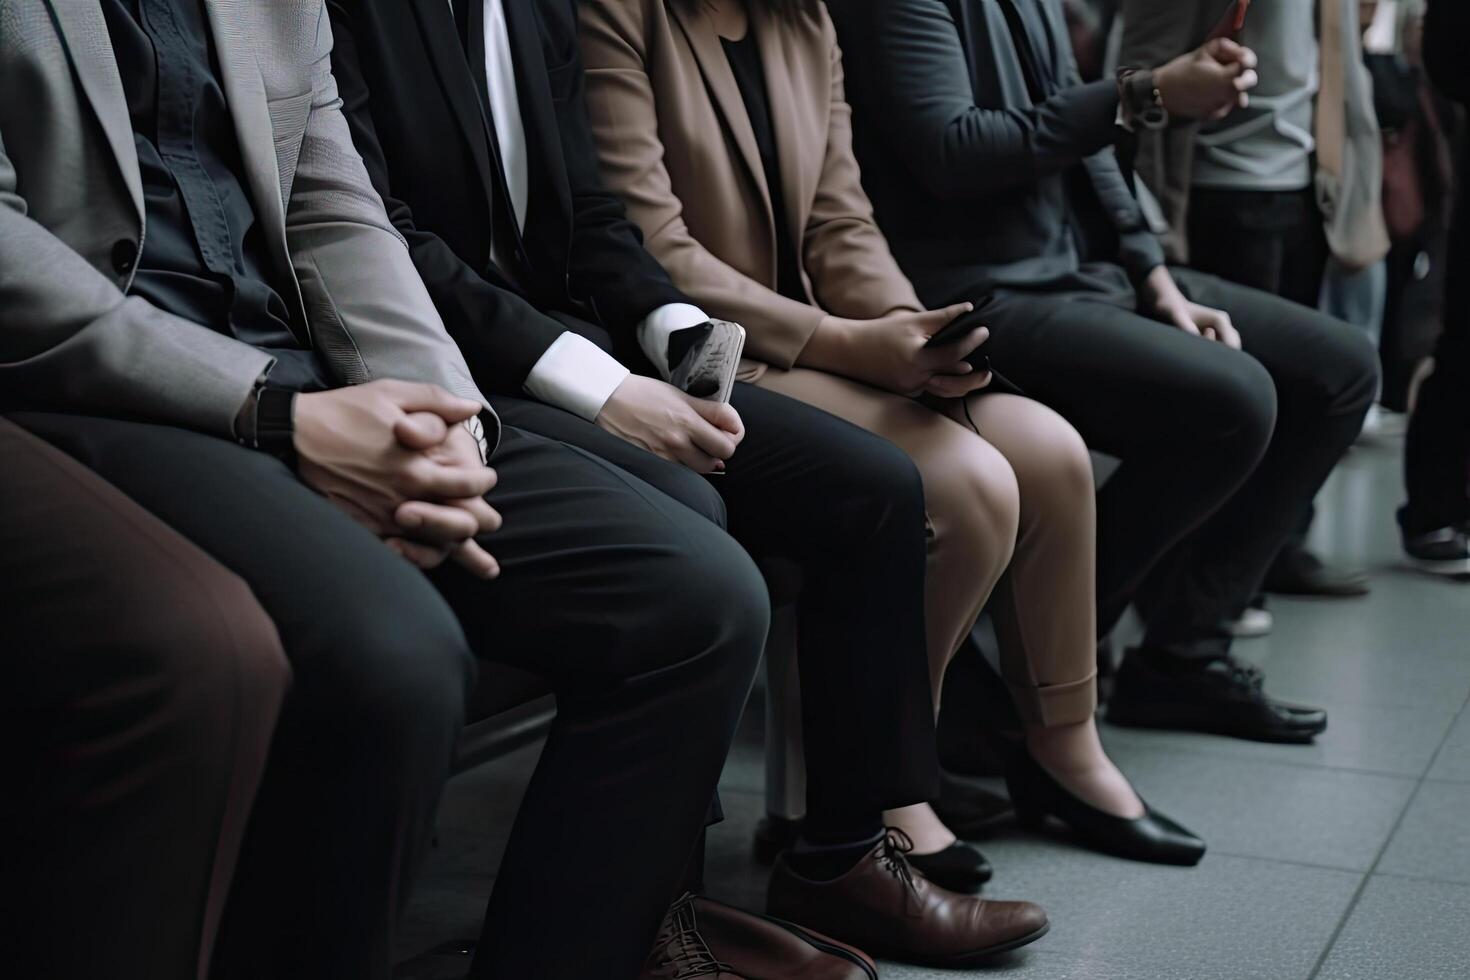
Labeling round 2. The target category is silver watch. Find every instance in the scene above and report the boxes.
[462,415,490,466]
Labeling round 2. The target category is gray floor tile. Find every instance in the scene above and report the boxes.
[1242,640,1470,713]
[1315,875,1470,980]
[1427,703,1470,783]
[1377,780,1470,884]
[941,841,1357,980]
[1101,696,1457,777]
[394,429,1470,978]
[1080,744,1414,871]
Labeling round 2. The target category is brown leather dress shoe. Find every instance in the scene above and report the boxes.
[639,893,876,979]
[767,829,1050,968]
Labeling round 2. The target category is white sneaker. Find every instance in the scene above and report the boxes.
[1226,606,1274,638]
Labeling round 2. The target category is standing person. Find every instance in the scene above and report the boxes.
[1398,0,1470,573]
[324,0,1054,970]
[580,0,1204,936]
[0,3,771,978]
[828,0,1380,743]
[1,418,289,980]
[1123,0,1390,602]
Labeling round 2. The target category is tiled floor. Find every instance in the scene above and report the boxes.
[399,432,1470,979]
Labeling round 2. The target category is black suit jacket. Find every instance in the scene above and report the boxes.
[326,0,688,395]
[828,0,1165,305]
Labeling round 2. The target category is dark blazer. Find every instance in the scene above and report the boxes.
[828,0,1165,305]
[325,0,687,395]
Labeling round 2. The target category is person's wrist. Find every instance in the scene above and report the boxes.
[1118,67,1168,130]
[804,315,854,372]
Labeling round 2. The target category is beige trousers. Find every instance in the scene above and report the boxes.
[755,368,1098,727]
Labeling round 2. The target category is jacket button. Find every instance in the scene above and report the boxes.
[111,239,138,275]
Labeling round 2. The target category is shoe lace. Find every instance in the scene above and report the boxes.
[877,827,925,913]
[1223,657,1265,693]
[648,897,736,979]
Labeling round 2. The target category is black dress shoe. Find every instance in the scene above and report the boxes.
[907,841,993,892]
[1263,546,1370,597]
[1402,523,1470,577]
[1005,754,1205,866]
[1106,650,1328,744]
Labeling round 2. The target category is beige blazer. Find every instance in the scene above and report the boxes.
[578,0,922,378]
[0,0,486,437]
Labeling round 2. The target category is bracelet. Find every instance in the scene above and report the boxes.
[1117,67,1169,131]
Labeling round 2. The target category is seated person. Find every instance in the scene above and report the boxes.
[0,3,768,978]
[577,0,1202,921]
[325,0,1046,970]
[827,0,1379,742]
[1,417,287,980]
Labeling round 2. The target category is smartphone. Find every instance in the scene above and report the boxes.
[1206,0,1251,41]
[923,296,994,349]
[921,297,1024,397]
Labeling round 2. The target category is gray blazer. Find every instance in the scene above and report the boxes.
[0,0,490,438]
[1120,0,1389,271]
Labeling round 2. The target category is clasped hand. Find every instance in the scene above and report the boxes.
[294,380,502,578]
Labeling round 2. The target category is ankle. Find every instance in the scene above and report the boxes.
[788,832,881,882]
[883,803,957,855]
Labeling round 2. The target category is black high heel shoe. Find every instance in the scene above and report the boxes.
[1006,754,1206,866]
[906,841,993,892]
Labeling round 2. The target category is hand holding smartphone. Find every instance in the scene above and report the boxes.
[922,296,1024,397]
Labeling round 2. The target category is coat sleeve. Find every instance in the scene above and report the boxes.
[286,5,488,408]
[802,8,924,319]
[830,0,1121,202]
[0,125,273,435]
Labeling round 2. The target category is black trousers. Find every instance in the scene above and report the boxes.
[11,412,768,980]
[0,419,288,980]
[492,379,940,832]
[1188,188,1330,309]
[975,267,1378,661]
[1188,187,1335,550]
[1403,184,1470,533]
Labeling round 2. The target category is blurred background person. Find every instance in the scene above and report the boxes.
[1399,0,1470,574]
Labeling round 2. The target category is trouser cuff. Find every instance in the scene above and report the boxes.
[1008,672,1098,728]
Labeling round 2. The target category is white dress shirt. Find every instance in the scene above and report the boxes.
[455,0,708,420]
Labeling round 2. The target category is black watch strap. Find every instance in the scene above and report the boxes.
[256,387,298,464]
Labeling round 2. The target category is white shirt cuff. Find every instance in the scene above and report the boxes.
[638,302,711,380]
[523,332,631,422]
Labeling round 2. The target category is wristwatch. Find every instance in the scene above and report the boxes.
[1116,67,1168,132]
[235,381,298,466]
[462,414,490,466]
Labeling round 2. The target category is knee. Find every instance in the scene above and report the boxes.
[1007,404,1095,507]
[1322,327,1381,416]
[933,435,1021,571]
[1197,354,1278,463]
[833,434,928,545]
[641,524,770,690]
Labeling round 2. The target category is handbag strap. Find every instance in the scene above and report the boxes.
[1315,0,1345,188]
